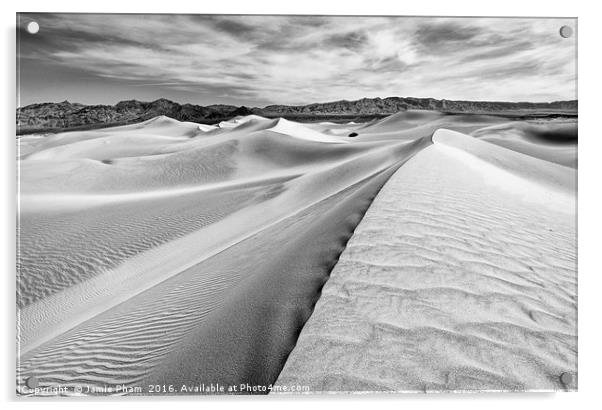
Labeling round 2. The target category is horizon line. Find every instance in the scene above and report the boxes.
[17,95,579,109]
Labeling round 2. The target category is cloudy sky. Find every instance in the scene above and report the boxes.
[17,13,577,107]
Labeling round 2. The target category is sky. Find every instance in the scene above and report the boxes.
[17,13,577,107]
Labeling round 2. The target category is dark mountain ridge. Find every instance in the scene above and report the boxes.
[261,96,577,115]
[17,96,577,135]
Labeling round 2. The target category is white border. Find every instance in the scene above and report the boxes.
[2,1,600,409]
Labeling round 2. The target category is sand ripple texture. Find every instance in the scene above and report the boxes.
[16,113,577,394]
[275,129,576,393]
[17,114,427,395]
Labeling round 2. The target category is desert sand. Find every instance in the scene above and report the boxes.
[275,128,576,393]
[16,112,577,395]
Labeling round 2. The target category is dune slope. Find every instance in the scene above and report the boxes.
[17,113,577,395]
[471,119,577,168]
[17,114,428,394]
[275,129,576,392]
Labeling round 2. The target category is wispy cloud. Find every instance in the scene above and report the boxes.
[17,14,577,106]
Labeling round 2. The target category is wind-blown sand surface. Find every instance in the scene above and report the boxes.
[16,112,576,395]
[275,128,577,393]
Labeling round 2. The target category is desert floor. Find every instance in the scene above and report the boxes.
[16,111,577,394]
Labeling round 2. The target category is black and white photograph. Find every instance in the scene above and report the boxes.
[15,11,578,396]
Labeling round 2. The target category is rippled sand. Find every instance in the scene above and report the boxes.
[17,114,426,394]
[17,113,577,395]
[275,129,576,392]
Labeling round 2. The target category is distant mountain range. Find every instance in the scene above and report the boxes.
[16,97,578,134]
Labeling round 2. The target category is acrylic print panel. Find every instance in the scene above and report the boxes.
[16,13,577,396]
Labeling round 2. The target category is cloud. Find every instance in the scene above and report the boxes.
[210,18,259,39]
[17,14,577,106]
[323,31,369,50]
[460,41,534,62]
[414,20,484,52]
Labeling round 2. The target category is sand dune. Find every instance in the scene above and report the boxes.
[349,111,515,143]
[16,112,576,395]
[275,129,576,392]
[471,119,577,168]
[268,118,350,144]
[17,113,427,394]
